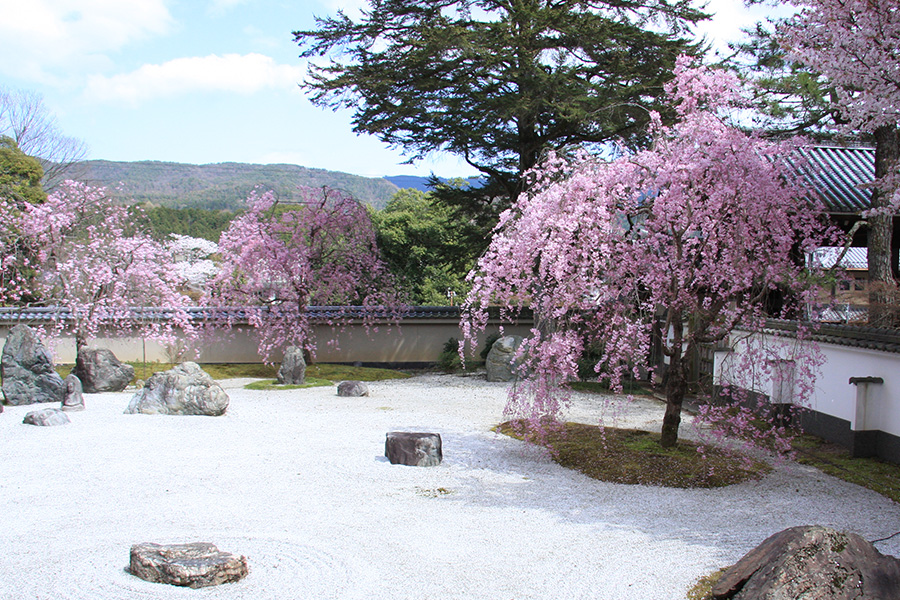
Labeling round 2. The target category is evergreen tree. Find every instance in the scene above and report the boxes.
[371,187,479,305]
[295,0,707,240]
[729,22,845,139]
[0,136,46,305]
[0,135,46,206]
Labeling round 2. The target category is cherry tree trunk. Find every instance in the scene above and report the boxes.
[661,354,687,448]
[75,333,88,356]
[868,126,900,327]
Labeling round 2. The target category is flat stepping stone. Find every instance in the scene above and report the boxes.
[385,432,442,467]
[337,380,369,397]
[128,542,249,588]
[23,408,70,426]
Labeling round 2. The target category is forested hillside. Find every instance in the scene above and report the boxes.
[141,205,236,242]
[76,160,401,210]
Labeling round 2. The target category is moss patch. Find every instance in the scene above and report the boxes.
[57,362,411,386]
[565,380,655,396]
[791,434,900,504]
[306,364,411,382]
[243,377,333,391]
[686,568,728,600]
[497,420,771,489]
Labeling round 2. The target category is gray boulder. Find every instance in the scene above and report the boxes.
[61,374,85,411]
[485,335,525,382]
[277,346,306,384]
[23,408,70,426]
[1,324,66,405]
[711,525,900,600]
[385,432,443,467]
[337,380,369,397]
[72,347,134,392]
[124,362,229,416]
[128,542,248,588]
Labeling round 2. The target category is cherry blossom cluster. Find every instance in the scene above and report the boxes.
[204,186,397,360]
[781,0,900,134]
[463,57,835,448]
[0,197,36,305]
[167,234,219,292]
[780,0,900,206]
[17,180,194,350]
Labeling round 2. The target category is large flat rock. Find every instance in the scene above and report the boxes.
[128,542,249,588]
[712,525,900,600]
[385,431,442,467]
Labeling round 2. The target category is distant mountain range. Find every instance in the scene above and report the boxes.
[71,160,440,211]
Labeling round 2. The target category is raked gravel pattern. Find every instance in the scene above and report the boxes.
[1,373,898,600]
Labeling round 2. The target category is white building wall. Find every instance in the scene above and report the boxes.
[0,320,532,366]
[715,331,900,439]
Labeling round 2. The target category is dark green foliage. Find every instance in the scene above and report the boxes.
[73,160,400,210]
[0,136,46,206]
[142,204,236,242]
[296,0,707,235]
[0,136,45,305]
[480,332,501,362]
[371,188,479,304]
[576,341,604,381]
[437,337,463,372]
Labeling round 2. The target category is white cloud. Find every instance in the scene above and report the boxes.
[697,0,799,57]
[0,0,174,82]
[84,53,305,104]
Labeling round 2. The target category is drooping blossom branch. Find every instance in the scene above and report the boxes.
[21,180,195,352]
[204,186,398,360]
[463,56,838,449]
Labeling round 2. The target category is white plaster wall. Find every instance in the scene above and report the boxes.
[0,321,532,366]
[810,344,895,433]
[715,331,900,437]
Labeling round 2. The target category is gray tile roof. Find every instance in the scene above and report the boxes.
[764,319,900,354]
[809,246,869,270]
[0,305,467,325]
[786,145,875,214]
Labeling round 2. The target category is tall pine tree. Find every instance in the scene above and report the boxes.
[295,0,707,245]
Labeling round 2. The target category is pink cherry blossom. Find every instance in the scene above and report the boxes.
[780,0,900,207]
[463,58,837,449]
[20,180,195,351]
[204,186,398,360]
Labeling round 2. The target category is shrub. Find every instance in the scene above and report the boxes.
[437,337,463,372]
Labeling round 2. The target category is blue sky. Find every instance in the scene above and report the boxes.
[0,0,785,179]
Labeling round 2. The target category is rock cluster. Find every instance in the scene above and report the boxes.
[711,525,900,600]
[1,324,66,406]
[128,542,248,588]
[72,347,134,392]
[124,362,229,416]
